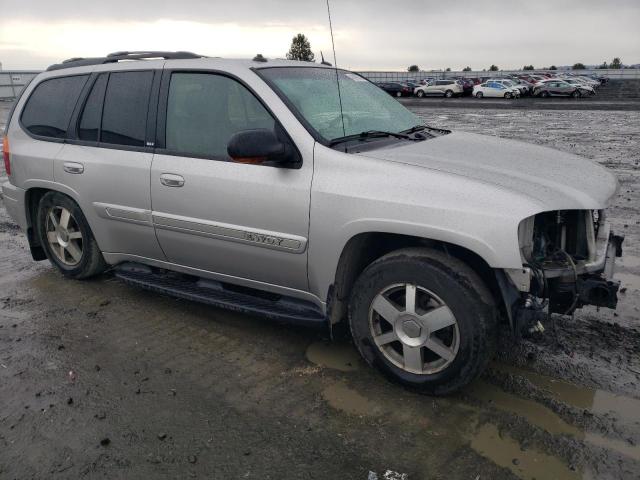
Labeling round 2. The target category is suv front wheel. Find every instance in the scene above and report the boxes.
[37,191,107,279]
[348,248,497,395]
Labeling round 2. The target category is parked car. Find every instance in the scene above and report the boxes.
[533,79,589,97]
[414,79,463,98]
[488,79,528,96]
[376,82,413,97]
[2,52,623,395]
[473,81,519,98]
[562,78,596,95]
[452,78,475,96]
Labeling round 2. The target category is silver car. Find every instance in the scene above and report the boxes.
[1,51,623,395]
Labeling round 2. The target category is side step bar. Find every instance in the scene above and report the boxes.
[114,263,327,328]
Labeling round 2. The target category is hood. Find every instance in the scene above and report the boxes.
[359,131,619,211]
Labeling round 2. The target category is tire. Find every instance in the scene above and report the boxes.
[416,90,425,98]
[444,90,454,98]
[396,91,402,97]
[571,90,581,98]
[348,248,497,395]
[36,191,107,279]
[540,91,550,98]
[505,92,512,99]
[475,92,483,99]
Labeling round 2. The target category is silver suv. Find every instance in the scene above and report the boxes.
[1,51,623,394]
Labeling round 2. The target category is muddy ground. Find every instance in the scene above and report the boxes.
[1,102,639,480]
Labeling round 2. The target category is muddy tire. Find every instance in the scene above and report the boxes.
[36,191,107,279]
[348,247,497,395]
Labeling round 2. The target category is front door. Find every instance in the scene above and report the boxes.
[150,71,312,291]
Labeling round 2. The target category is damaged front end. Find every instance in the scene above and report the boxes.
[498,209,624,337]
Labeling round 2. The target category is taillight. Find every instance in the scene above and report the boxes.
[2,136,9,176]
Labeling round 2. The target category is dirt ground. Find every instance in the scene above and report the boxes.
[1,102,639,480]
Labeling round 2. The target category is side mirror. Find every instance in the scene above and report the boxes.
[227,129,296,166]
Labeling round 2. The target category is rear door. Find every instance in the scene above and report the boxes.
[150,70,312,291]
[55,68,165,260]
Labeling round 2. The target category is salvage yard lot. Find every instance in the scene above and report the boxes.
[1,102,639,479]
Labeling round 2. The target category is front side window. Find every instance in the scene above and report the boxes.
[165,73,275,159]
[258,67,421,143]
[101,71,153,147]
[21,75,88,139]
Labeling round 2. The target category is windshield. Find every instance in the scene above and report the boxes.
[258,67,421,143]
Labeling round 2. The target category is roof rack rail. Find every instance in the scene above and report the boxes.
[46,51,203,71]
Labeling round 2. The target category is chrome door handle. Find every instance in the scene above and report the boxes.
[160,173,185,188]
[63,162,84,174]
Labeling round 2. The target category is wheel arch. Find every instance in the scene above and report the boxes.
[326,232,506,329]
[24,184,86,261]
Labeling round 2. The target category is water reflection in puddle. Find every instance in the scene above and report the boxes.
[470,423,582,480]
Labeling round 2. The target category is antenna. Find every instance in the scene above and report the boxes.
[326,0,346,139]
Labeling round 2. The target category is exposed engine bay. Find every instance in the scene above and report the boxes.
[504,209,624,336]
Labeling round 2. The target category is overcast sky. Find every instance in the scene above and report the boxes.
[1,0,639,71]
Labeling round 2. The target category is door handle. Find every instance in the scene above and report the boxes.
[160,173,185,188]
[63,162,84,174]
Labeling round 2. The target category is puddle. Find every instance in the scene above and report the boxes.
[493,363,640,424]
[306,341,361,372]
[468,380,580,436]
[470,423,582,480]
[322,383,382,417]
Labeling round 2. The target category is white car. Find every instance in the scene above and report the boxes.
[473,81,519,99]
[488,79,528,96]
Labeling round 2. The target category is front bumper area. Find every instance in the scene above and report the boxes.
[497,230,624,337]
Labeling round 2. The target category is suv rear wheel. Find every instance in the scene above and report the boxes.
[444,90,454,98]
[348,248,497,395]
[36,191,107,279]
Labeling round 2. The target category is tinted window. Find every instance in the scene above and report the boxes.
[166,73,275,159]
[101,71,153,147]
[21,75,88,139]
[78,74,108,142]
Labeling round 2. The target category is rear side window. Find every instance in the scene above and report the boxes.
[78,74,108,142]
[101,71,153,147]
[21,75,88,139]
[165,73,275,159]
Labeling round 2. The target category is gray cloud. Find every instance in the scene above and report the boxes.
[1,0,639,70]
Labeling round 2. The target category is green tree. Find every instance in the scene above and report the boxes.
[523,65,535,71]
[572,63,586,70]
[597,61,608,69]
[549,65,557,70]
[462,66,472,72]
[489,64,499,71]
[286,33,315,62]
[610,57,622,69]
[407,65,419,72]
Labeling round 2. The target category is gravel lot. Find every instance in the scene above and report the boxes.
[1,102,639,480]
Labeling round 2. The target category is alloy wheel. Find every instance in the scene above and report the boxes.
[368,283,460,375]
[45,206,84,266]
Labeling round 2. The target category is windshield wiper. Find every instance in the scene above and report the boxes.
[329,130,413,147]
[402,125,428,134]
